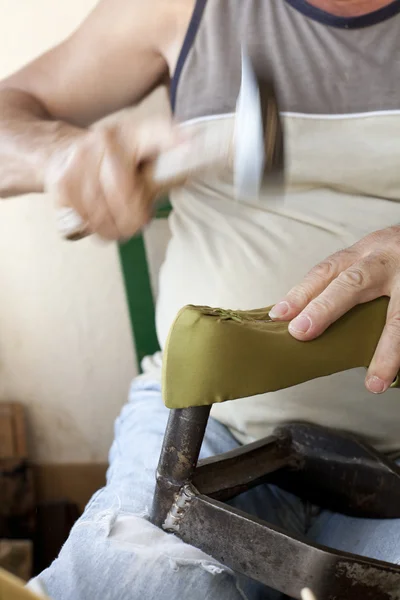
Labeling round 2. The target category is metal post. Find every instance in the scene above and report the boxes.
[150,405,211,527]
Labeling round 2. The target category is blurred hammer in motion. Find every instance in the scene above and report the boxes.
[57,50,285,241]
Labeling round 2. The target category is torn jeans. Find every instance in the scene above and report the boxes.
[29,379,400,600]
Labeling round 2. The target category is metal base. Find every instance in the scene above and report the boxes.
[166,485,400,600]
[150,412,400,599]
[193,423,400,518]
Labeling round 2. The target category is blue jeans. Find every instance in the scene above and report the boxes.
[30,379,400,600]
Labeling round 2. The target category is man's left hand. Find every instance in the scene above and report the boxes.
[269,225,400,394]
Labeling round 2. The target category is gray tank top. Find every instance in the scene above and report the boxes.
[156,0,400,453]
[171,0,400,117]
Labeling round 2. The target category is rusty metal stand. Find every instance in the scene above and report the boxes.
[150,415,400,600]
[165,486,400,600]
[151,406,211,527]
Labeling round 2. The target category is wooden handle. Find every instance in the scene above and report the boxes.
[56,162,192,241]
[56,116,235,240]
[140,160,190,199]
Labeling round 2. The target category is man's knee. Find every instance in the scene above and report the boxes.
[32,514,249,600]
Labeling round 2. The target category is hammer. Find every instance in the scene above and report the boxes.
[57,51,284,240]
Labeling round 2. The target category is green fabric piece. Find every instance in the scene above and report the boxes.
[117,197,171,373]
[162,297,400,409]
[118,235,159,372]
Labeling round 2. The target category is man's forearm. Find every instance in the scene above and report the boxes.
[0,88,84,197]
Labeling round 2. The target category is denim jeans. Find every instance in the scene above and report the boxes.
[29,379,400,600]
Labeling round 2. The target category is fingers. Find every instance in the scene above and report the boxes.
[269,248,358,321]
[55,135,120,240]
[366,291,400,393]
[269,234,400,395]
[285,252,391,341]
[49,122,170,241]
[98,132,151,240]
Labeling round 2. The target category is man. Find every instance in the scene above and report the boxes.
[1,0,400,598]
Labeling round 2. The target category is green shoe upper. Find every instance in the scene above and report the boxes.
[162,297,399,410]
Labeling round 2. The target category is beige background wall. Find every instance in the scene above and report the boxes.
[0,0,168,463]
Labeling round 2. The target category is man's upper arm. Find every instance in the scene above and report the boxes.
[0,0,183,126]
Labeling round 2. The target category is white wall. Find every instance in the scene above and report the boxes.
[0,0,168,463]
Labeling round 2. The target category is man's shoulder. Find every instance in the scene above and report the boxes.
[108,0,195,73]
[147,0,196,71]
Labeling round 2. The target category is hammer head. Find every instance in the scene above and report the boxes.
[234,50,284,201]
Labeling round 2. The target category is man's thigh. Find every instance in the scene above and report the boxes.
[30,379,307,600]
[308,490,400,565]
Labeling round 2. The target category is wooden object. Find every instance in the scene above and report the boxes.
[0,567,44,599]
[0,402,35,580]
[0,403,27,459]
[0,541,33,581]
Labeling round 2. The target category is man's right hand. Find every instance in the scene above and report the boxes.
[45,118,180,241]
[0,0,193,240]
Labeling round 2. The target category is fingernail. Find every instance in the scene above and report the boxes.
[289,314,312,335]
[366,376,386,394]
[269,301,290,319]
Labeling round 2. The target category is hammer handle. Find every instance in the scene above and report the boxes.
[57,117,235,241]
